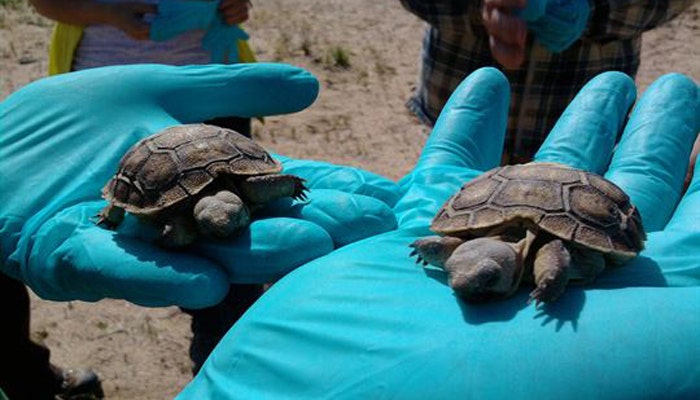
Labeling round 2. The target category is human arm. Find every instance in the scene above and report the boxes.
[29,0,154,39]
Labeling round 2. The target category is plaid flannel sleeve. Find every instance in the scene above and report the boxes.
[586,0,695,42]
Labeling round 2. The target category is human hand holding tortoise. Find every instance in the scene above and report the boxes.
[0,63,400,308]
[180,68,700,399]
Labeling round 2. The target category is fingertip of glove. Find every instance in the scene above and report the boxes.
[455,67,508,96]
[585,71,636,102]
[251,63,320,112]
[642,73,698,106]
[443,67,510,115]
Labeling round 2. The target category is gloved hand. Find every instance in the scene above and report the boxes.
[202,16,250,63]
[150,0,219,42]
[179,68,700,399]
[516,0,591,52]
[0,63,400,308]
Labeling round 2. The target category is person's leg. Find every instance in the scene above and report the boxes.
[0,273,103,399]
[182,284,264,374]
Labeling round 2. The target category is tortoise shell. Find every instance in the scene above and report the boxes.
[431,163,645,257]
[102,124,281,215]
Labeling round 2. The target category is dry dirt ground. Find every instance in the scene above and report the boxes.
[1,1,699,398]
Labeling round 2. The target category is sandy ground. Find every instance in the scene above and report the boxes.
[1,1,699,398]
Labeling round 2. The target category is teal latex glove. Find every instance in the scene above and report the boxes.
[150,0,219,42]
[0,63,400,308]
[202,17,249,63]
[180,68,700,399]
[517,0,591,52]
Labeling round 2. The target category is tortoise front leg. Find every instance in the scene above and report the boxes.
[409,236,465,268]
[95,204,125,229]
[529,239,571,305]
[239,174,308,204]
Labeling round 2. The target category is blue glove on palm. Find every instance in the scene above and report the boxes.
[0,63,400,308]
[179,68,700,399]
[517,0,591,52]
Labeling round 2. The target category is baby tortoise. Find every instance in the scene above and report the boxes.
[410,162,645,305]
[97,124,307,247]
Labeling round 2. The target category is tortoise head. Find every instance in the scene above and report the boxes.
[444,237,527,302]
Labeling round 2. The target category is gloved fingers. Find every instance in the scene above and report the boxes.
[25,203,230,308]
[393,68,510,229]
[194,217,334,284]
[27,201,339,302]
[12,63,318,124]
[666,151,700,232]
[257,189,397,247]
[277,158,401,207]
[605,73,699,232]
[535,71,636,173]
[132,63,318,122]
[636,231,700,287]
[413,67,510,174]
[0,94,173,277]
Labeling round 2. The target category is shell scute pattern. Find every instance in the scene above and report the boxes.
[104,125,281,214]
[431,163,645,256]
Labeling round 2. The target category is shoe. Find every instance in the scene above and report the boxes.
[55,368,104,400]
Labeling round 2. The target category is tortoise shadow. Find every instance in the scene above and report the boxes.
[111,213,254,268]
[422,255,667,331]
[421,267,528,323]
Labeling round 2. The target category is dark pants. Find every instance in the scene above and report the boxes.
[183,116,265,375]
[181,284,264,374]
[0,273,62,400]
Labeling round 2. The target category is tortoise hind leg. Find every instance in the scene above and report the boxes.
[568,248,606,285]
[239,174,308,204]
[159,215,199,248]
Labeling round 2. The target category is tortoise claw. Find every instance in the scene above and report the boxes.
[528,289,544,308]
[93,213,118,230]
[409,245,427,266]
[292,179,309,202]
